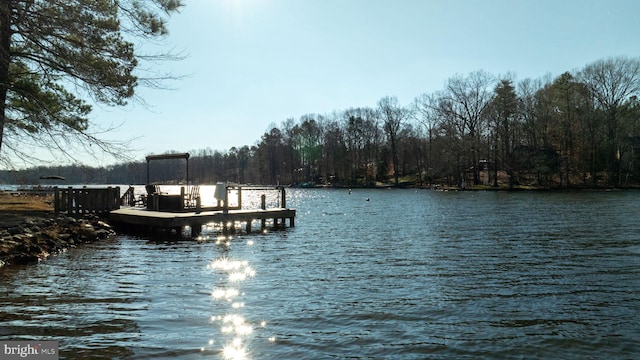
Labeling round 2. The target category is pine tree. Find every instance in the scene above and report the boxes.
[0,0,182,166]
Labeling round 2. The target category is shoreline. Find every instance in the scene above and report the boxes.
[1,184,637,267]
[0,212,115,267]
[289,183,640,191]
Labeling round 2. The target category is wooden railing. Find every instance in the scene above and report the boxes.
[120,186,137,207]
[115,184,288,213]
[54,187,121,216]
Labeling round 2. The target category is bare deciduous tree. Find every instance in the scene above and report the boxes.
[579,56,640,186]
[378,96,409,186]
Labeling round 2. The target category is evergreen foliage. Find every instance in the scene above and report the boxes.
[0,0,182,167]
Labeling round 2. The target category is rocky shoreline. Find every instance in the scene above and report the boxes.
[0,214,116,267]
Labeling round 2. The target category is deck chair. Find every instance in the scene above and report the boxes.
[144,184,163,210]
[184,185,200,209]
[145,184,161,195]
[121,186,140,206]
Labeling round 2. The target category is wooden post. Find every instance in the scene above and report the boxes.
[113,187,121,210]
[280,187,286,208]
[95,187,100,213]
[67,187,73,215]
[246,221,252,233]
[81,186,88,214]
[54,187,60,214]
[261,194,266,230]
[223,186,229,213]
[279,188,285,226]
[180,186,185,211]
[191,224,202,238]
[238,186,242,209]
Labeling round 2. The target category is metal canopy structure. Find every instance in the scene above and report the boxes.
[146,152,190,185]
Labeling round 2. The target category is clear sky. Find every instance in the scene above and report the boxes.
[88,0,640,166]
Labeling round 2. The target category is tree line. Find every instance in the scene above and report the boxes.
[2,56,640,189]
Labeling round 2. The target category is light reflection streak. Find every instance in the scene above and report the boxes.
[211,287,240,301]
[206,255,262,360]
[223,338,247,360]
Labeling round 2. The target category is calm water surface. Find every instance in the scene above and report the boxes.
[1,189,639,359]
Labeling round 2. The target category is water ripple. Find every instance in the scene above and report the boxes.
[1,189,639,359]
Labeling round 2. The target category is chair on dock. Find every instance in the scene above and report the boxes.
[145,184,161,196]
[144,184,165,210]
[121,186,136,206]
[121,186,146,207]
[184,185,200,210]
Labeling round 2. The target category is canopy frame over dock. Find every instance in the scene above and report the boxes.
[146,152,190,186]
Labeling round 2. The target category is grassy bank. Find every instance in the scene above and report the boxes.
[0,192,54,212]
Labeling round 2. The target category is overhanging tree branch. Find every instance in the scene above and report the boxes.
[0,0,184,167]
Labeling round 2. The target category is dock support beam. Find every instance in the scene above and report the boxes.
[191,224,202,238]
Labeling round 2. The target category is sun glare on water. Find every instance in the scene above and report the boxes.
[206,255,264,359]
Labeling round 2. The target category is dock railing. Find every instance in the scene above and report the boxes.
[54,186,121,216]
[118,184,289,213]
[235,185,287,208]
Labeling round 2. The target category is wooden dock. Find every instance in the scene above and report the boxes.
[109,207,296,237]
[52,183,296,238]
[112,183,295,237]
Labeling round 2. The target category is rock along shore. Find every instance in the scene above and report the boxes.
[0,214,116,267]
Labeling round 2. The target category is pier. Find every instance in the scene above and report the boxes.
[52,153,296,238]
[109,206,296,237]
[53,184,295,238]
[111,183,296,237]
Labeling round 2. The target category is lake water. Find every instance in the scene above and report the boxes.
[1,189,639,359]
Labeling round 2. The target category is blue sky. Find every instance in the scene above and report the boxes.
[90,0,640,165]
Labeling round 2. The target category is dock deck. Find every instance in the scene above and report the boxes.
[109,206,296,237]
[52,181,296,238]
